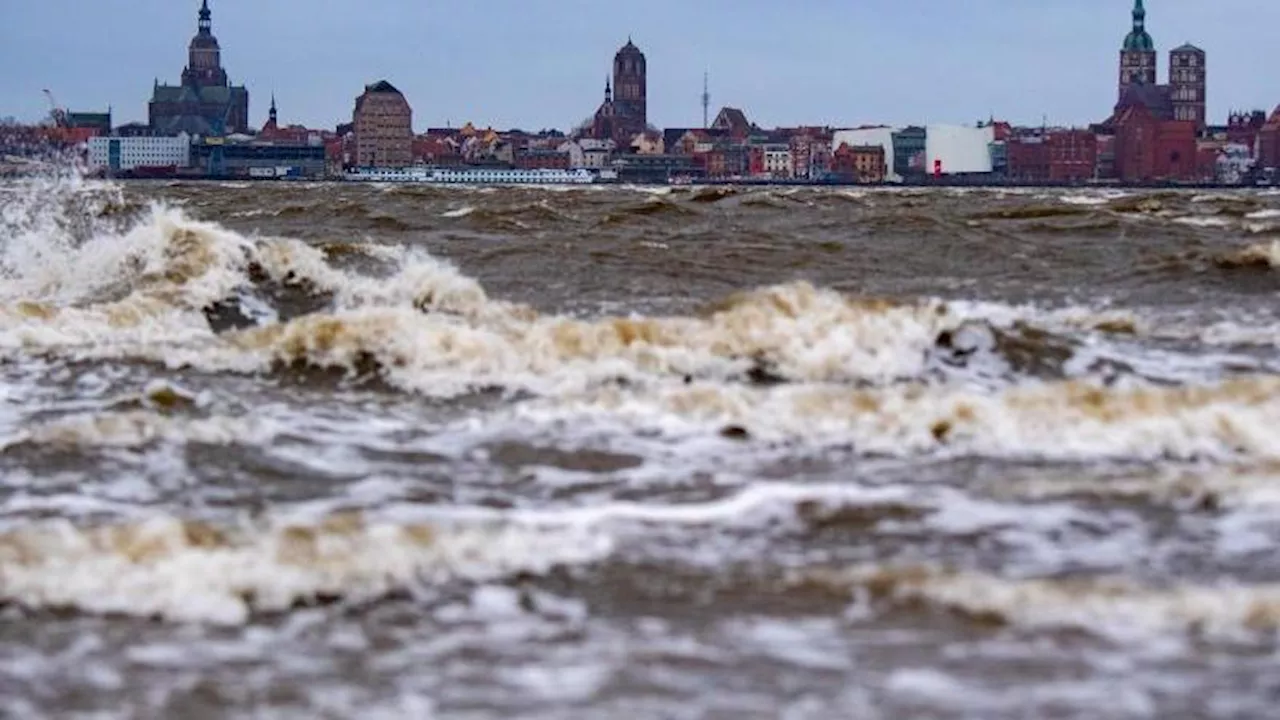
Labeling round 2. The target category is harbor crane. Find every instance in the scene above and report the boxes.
[42,89,68,128]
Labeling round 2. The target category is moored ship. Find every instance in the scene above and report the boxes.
[344,166,611,185]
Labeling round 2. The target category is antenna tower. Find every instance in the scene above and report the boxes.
[701,72,710,129]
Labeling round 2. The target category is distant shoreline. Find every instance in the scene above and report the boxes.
[69,175,1277,191]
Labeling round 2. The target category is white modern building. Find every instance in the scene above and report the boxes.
[763,145,793,178]
[925,124,995,175]
[88,134,191,171]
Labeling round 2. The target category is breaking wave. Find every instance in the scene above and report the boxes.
[0,512,611,624]
[807,565,1280,643]
[3,176,1279,469]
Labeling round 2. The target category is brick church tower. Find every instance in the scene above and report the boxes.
[613,38,647,129]
[1169,43,1206,129]
[1118,0,1157,100]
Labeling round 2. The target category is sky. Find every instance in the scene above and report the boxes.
[1,0,1278,132]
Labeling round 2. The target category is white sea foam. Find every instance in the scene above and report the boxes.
[0,513,612,624]
[829,565,1280,643]
[507,376,1280,462]
[1,177,1259,399]
[1173,215,1232,228]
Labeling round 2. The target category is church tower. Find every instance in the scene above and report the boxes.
[1118,0,1156,101]
[1169,43,1206,129]
[183,0,228,88]
[613,38,647,128]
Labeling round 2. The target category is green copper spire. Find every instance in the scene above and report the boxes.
[1123,0,1154,51]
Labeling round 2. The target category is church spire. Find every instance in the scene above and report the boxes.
[604,76,612,102]
[198,0,212,34]
[1122,0,1154,51]
[269,93,277,124]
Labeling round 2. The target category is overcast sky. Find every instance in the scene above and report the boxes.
[2,0,1277,132]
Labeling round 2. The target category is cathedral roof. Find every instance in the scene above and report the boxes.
[1115,82,1174,122]
[153,113,217,137]
[1171,43,1203,53]
[151,83,245,105]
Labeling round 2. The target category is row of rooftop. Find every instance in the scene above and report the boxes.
[4,0,1280,185]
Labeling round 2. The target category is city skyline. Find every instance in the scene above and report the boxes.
[2,0,1278,132]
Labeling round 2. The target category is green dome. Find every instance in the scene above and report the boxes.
[1122,0,1154,52]
[1123,29,1154,52]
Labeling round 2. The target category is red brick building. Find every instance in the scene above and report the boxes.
[256,97,314,145]
[1006,137,1049,183]
[832,143,885,183]
[1226,110,1266,149]
[1258,107,1280,170]
[1046,130,1098,182]
[515,149,571,170]
[1169,43,1207,130]
[711,107,752,140]
[353,80,412,168]
[1113,100,1197,182]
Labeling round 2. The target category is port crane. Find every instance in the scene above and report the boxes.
[42,89,68,128]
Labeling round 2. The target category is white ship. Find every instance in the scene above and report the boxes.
[344,166,611,185]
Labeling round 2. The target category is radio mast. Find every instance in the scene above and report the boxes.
[701,71,710,129]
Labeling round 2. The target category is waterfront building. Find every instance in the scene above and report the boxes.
[711,108,752,139]
[1226,110,1267,150]
[515,149,571,170]
[352,80,413,168]
[1169,44,1206,129]
[149,1,250,136]
[762,145,792,178]
[630,130,664,155]
[925,125,995,175]
[190,137,326,179]
[257,96,317,145]
[1110,1,1207,133]
[1259,107,1280,170]
[892,127,927,180]
[1118,0,1157,101]
[589,39,648,147]
[66,111,112,136]
[611,153,698,183]
[1112,93,1197,182]
[88,135,191,172]
[788,130,833,180]
[1215,143,1256,184]
[1005,135,1049,183]
[832,144,886,183]
[832,127,898,182]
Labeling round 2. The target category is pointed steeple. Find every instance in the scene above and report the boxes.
[198,0,212,34]
[1122,0,1154,51]
[269,93,278,124]
[604,76,612,102]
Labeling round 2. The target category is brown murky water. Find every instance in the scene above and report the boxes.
[2,176,1280,718]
